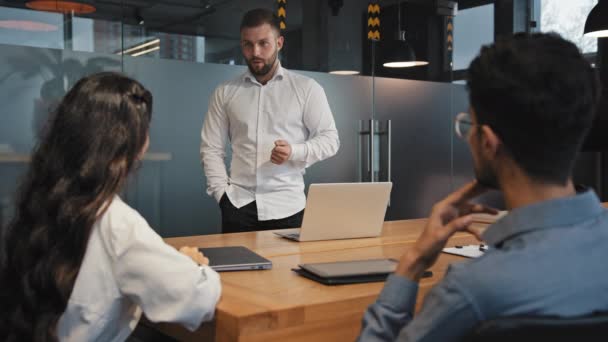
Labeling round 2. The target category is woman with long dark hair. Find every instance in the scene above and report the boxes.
[0,72,221,342]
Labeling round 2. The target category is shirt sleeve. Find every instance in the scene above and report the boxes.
[357,274,419,342]
[357,273,482,342]
[200,86,230,203]
[395,276,482,342]
[289,81,340,167]
[108,216,222,331]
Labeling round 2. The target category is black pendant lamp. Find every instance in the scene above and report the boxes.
[584,0,608,38]
[383,1,428,68]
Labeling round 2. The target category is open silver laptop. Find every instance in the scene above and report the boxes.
[275,182,392,242]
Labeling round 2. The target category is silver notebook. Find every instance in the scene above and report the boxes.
[275,182,392,242]
[198,246,272,271]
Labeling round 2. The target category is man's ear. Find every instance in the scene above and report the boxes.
[480,125,501,159]
[277,35,284,50]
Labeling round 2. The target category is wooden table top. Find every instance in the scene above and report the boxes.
[164,219,487,258]
[149,219,484,342]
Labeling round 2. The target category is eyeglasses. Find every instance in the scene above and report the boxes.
[455,112,474,139]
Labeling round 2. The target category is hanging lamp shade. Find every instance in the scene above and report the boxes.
[329,69,360,75]
[382,32,428,68]
[26,1,96,14]
[584,0,608,38]
[329,41,361,75]
[382,1,428,68]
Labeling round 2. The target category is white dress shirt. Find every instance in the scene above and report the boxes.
[57,196,221,342]
[200,63,340,220]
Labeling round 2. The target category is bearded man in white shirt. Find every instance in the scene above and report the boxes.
[200,8,340,233]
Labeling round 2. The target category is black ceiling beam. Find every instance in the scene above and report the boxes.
[494,0,531,40]
[457,0,494,10]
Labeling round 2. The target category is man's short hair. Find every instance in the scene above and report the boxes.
[240,8,281,34]
[467,32,601,185]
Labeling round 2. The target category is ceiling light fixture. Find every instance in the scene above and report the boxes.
[116,38,160,55]
[584,0,608,38]
[135,9,144,25]
[382,1,428,68]
[131,46,160,57]
[25,1,96,14]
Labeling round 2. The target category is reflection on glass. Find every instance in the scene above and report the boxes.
[204,37,241,64]
[0,5,239,65]
[453,4,494,71]
[0,6,63,49]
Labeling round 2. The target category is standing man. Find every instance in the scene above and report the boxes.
[200,8,339,233]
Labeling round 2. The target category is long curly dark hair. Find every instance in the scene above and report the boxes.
[0,72,153,342]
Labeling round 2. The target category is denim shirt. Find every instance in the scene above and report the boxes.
[358,190,608,342]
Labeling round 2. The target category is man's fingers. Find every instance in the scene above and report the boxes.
[468,203,500,215]
[443,181,488,206]
[276,149,288,157]
[445,214,474,235]
[272,147,288,157]
[465,226,483,241]
[274,139,288,146]
[271,156,285,164]
[271,148,288,164]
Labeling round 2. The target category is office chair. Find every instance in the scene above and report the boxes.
[464,312,608,342]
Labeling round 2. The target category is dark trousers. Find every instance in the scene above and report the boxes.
[220,194,304,233]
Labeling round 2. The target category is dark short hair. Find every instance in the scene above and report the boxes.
[240,8,281,34]
[467,33,601,185]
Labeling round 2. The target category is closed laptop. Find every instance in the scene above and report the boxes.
[198,246,272,271]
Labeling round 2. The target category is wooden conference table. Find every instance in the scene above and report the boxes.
[144,219,486,342]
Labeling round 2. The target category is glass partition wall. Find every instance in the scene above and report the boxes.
[1,0,600,237]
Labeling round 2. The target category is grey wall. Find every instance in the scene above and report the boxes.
[0,45,123,230]
[1,44,476,237]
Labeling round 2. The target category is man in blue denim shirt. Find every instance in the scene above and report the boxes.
[358,33,606,341]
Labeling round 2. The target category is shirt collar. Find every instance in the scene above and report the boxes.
[482,189,605,246]
[242,61,285,84]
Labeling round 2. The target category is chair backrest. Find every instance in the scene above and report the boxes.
[464,312,608,342]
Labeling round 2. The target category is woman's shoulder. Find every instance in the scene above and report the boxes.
[98,196,151,231]
[96,196,160,257]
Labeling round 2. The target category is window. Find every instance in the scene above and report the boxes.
[453,4,495,71]
[540,0,598,54]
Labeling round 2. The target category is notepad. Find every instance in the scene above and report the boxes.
[442,244,489,258]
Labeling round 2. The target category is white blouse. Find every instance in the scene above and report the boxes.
[57,196,221,342]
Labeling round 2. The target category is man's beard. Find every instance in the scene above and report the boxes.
[246,49,278,76]
[474,158,500,190]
